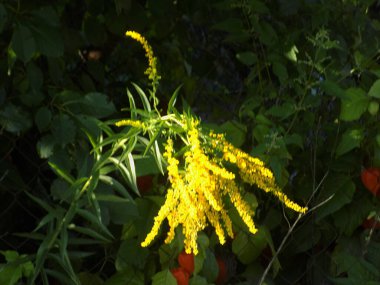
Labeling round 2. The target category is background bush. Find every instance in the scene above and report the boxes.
[1,0,380,284]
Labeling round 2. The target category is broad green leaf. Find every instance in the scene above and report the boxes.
[37,135,55,158]
[51,114,76,146]
[315,175,355,221]
[200,249,219,283]
[115,239,149,271]
[336,128,364,156]
[208,120,246,148]
[104,267,144,285]
[134,155,161,176]
[190,275,208,285]
[368,79,380,98]
[232,230,267,265]
[152,270,177,285]
[35,107,52,132]
[320,80,347,99]
[340,88,369,121]
[332,195,373,236]
[236,52,257,66]
[103,197,138,225]
[332,250,380,281]
[284,133,303,148]
[11,25,36,62]
[27,62,43,91]
[20,90,44,107]
[0,103,32,134]
[0,264,22,285]
[266,102,295,119]
[272,61,288,83]
[28,8,63,57]
[80,92,116,118]
[78,272,103,285]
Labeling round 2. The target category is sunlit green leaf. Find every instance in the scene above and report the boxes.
[336,128,364,156]
[340,88,369,121]
[368,79,380,98]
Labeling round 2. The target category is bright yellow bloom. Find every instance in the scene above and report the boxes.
[210,132,308,214]
[115,119,146,129]
[141,121,307,255]
[125,31,160,87]
[141,120,248,254]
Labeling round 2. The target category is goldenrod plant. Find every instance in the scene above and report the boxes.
[116,31,307,255]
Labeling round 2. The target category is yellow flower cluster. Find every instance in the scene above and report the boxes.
[141,120,259,254]
[210,132,308,214]
[125,31,160,85]
[115,119,146,129]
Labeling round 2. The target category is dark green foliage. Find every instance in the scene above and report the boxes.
[1,0,380,284]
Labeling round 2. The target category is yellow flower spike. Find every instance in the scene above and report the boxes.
[115,119,146,129]
[125,30,161,89]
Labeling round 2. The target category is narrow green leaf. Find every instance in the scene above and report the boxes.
[143,125,163,156]
[69,225,112,243]
[109,157,140,196]
[132,83,151,112]
[77,209,114,240]
[99,175,134,200]
[127,88,137,119]
[25,191,54,213]
[48,162,75,184]
[168,85,182,113]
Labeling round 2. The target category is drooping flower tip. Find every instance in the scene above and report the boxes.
[125,30,160,86]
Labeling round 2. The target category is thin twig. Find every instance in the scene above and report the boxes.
[257,171,329,285]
